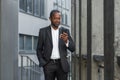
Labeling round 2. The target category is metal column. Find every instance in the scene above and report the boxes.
[79,0,82,80]
[87,0,92,80]
[104,0,114,80]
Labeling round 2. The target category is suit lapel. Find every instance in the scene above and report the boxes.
[47,26,63,48]
[47,26,53,45]
[59,27,63,48]
[59,27,63,37]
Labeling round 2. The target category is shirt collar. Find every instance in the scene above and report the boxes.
[51,25,61,30]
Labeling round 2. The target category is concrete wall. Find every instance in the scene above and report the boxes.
[81,0,87,79]
[71,0,120,80]
[0,0,18,80]
[92,0,104,80]
[115,0,120,80]
[19,13,50,36]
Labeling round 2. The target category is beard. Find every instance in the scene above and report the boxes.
[51,23,60,28]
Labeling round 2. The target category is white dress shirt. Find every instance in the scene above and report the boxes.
[50,26,60,59]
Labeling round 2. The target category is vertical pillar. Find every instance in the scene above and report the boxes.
[74,0,76,79]
[0,0,18,80]
[87,0,92,80]
[79,0,81,80]
[71,0,75,79]
[104,0,114,80]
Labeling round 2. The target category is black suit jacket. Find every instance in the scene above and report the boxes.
[36,26,75,72]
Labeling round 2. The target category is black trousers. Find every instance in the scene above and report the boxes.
[43,60,68,80]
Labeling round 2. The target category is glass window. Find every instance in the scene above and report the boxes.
[53,0,69,25]
[19,0,46,18]
[20,0,27,12]
[54,0,58,8]
[54,0,57,3]
[19,34,24,50]
[40,0,45,17]
[25,36,32,50]
[65,13,68,24]
[62,0,65,8]
[54,3,58,9]
[61,13,64,24]
[33,37,38,50]
[26,0,33,14]
[66,0,69,9]
[19,34,38,52]
[33,0,39,16]
[58,0,62,6]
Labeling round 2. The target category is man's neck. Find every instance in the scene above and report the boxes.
[51,26,59,30]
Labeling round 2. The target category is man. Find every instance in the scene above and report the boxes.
[36,10,75,80]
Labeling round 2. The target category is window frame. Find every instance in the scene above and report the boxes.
[19,0,47,19]
[19,34,38,53]
[53,0,69,26]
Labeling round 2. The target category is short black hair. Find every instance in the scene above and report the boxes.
[49,10,60,18]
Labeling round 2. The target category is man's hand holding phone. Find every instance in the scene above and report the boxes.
[60,32,68,43]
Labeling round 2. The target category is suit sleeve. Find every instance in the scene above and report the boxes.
[36,29,46,67]
[66,29,75,52]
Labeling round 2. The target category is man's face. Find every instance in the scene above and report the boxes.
[50,12,61,28]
